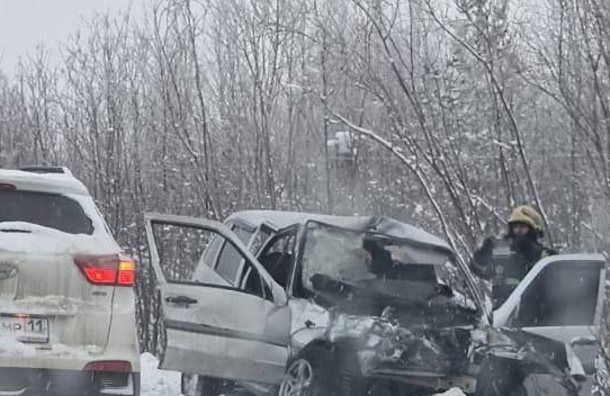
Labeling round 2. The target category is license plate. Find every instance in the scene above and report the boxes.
[0,315,49,343]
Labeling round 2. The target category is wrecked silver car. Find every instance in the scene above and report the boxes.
[144,210,606,396]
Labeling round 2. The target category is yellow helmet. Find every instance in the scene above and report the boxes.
[507,205,543,236]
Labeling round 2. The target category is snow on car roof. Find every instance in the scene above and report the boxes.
[228,210,452,252]
[0,220,117,255]
[0,193,118,254]
[0,169,89,196]
[0,170,115,253]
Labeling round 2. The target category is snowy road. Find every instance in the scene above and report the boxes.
[140,353,466,396]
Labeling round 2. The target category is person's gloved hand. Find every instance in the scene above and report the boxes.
[479,236,496,256]
[473,236,495,264]
[471,236,496,279]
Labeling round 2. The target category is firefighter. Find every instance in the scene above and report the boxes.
[470,205,557,308]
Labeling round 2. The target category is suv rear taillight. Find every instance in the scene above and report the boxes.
[117,257,136,286]
[75,255,136,287]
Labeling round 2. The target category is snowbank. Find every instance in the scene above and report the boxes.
[141,353,181,396]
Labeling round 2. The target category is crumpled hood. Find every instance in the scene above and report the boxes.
[310,273,479,328]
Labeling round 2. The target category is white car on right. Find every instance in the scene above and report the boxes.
[145,210,606,396]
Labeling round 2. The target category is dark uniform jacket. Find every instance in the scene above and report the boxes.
[470,235,556,308]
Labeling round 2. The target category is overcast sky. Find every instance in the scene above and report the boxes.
[0,0,144,76]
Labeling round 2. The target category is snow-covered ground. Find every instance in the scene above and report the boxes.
[140,353,466,396]
[141,353,181,396]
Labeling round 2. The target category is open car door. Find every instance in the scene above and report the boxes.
[144,213,291,384]
[494,253,607,394]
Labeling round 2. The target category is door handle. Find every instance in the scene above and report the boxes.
[165,295,198,306]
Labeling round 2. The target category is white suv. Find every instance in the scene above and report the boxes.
[0,167,140,396]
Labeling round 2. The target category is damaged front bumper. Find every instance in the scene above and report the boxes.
[324,311,587,395]
[325,310,476,392]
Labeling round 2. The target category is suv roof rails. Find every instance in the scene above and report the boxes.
[19,166,73,177]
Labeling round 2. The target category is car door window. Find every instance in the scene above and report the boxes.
[514,261,602,327]
[250,225,273,255]
[212,222,264,283]
[231,222,255,245]
[239,263,273,301]
[150,222,214,282]
[200,233,225,269]
[257,228,298,288]
[152,220,251,285]
[215,239,247,283]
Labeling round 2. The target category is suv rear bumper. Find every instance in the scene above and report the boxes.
[0,343,140,372]
[0,368,140,396]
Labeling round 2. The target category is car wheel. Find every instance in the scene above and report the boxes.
[278,347,334,396]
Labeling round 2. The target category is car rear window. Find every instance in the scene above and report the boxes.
[0,189,94,235]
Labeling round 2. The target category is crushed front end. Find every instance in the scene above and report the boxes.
[322,307,479,394]
[319,308,586,395]
[298,219,588,396]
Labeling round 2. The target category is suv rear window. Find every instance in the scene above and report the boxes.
[0,190,94,235]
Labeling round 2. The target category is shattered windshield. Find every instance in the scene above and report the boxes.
[301,221,476,310]
[301,223,374,284]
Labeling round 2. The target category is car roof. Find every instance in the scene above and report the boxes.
[0,169,90,196]
[227,210,452,252]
